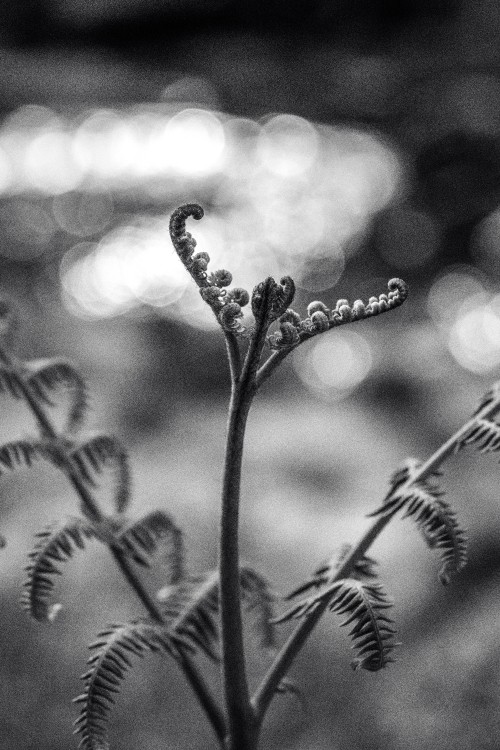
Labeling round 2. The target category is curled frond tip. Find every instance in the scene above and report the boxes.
[169,204,204,241]
[268,277,408,350]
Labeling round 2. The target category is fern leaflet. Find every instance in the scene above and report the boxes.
[371,466,468,585]
[0,439,47,475]
[286,544,377,600]
[74,620,183,750]
[158,566,276,659]
[239,566,276,649]
[0,365,23,399]
[118,510,184,583]
[461,418,500,454]
[473,381,500,416]
[159,570,220,660]
[70,435,131,514]
[22,517,96,621]
[25,358,88,433]
[276,577,397,672]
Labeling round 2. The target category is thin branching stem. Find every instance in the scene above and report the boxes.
[0,346,226,747]
[255,349,289,389]
[224,331,242,383]
[218,295,273,750]
[251,389,500,721]
[219,384,257,749]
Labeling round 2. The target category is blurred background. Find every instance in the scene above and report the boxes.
[1,1,500,748]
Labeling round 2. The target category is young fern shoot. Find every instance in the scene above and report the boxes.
[1,203,499,750]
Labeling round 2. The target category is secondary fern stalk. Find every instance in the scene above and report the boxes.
[219,383,257,749]
[251,384,500,721]
[0,343,226,746]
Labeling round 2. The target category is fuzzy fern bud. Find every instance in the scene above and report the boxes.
[169,204,204,247]
[307,301,329,317]
[210,269,233,288]
[280,309,301,326]
[200,286,223,306]
[226,288,250,307]
[269,322,301,350]
[310,311,330,332]
[338,304,353,322]
[190,253,210,278]
[252,276,297,326]
[271,277,296,320]
[219,303,244,334]
[251,277,276,322]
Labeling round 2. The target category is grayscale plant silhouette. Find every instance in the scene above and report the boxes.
[1,203,499,750]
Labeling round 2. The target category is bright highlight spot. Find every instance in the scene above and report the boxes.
[25,130,82,194]
[159,109,225,175]
[448,295,500,373]
[427,267,487,329]
[293,331,373,401]
[73,110,138,180]
[257,114,319,177]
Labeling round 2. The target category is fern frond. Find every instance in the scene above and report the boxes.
[239,566,276,649]
[74,620,182,750]
[0,365,24,398]
[158,570,220,661]
[276,578,397,672]
[371,473,468,585]
[25,358,88,433]
[118,511,184,583]
[286,545,377,600]
[473,381,500,416]
[0,439,49,475]
[22,517,96,621]
[333,580,397,671]
[158,567,277,659]
[70,435,130,514]
[461,418,500,454]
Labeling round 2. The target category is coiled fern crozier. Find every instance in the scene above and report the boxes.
[0,204,499,750]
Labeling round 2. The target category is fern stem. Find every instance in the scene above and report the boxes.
[255,349,289,389]
[252,389,500,721]
[225,331,242,383]
[219,304,271,749]
[219,384,256,749]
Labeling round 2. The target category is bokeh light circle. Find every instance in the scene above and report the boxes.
[293,330,373,401]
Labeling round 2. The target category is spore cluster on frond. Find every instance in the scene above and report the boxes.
[268,277,409,350]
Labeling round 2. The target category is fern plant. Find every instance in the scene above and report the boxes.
[1,203,500,750]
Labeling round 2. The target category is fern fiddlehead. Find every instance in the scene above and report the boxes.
[267,277,408,351]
